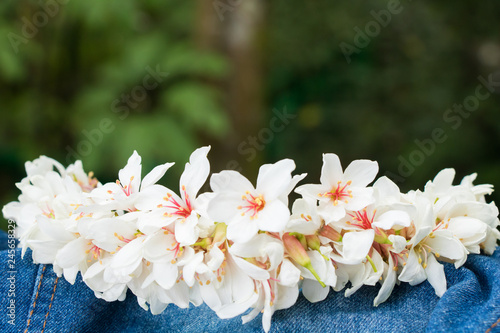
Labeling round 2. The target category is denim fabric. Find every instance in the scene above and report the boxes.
[1,232,499,333]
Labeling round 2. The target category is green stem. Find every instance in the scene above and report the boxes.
[366,255,377,273]
[304,262,326,288]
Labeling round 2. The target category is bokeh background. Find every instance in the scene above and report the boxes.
[1,1,500,231]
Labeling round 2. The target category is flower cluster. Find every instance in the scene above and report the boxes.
[3,147,499,332]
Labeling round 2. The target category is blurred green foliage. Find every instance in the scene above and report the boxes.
[1,0,500,231]
[0,0,229,228]
[264,1,500,203]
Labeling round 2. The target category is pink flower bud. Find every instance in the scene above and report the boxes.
[283,233,310,266]
[319,225,342,242]
[283,233,325,287]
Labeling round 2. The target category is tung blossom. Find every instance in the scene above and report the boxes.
[208,159,306,243]
[3,148,499,333]
[296,153,378,222]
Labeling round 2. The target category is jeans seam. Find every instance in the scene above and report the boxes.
[41,276,59,333]
[486,317,500,333]
[24,265,46,333]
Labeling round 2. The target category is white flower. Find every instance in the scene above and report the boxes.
[90,150,174,211]
[2,157,93,265]
[336,249,384,297]
[330,229,375,265]
[3,148,499,333]
[398,194,466,296]
[286,197,322,235]
[296,153,378,222]
[228,234,298,333]
[135,146,213,246]
[208,159,305,243]
[299,248,337,303]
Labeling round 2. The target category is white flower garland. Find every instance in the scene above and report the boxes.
[3,146,499,332]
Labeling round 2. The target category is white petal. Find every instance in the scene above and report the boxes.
[137,210,177,235]
[317,201,346,223]
[210,170,253,193]
[118,151,142,194]
[199,284,221,311]
[180,146,210,200]
[174,213,199,246]
[153,262,179,290]
[37,215,74,242]
[2,202,21,220]
[320,153,343,187]
[425,254,447,297]
[278,259,301,287]
[398,249,424,283]
[256,200,290,233]
[430,168,456,193]
[295,184,328,200]
[343,159,378,187]
[276,284,299,310]
[111,237,144,270]
[62,266,79,285]
[426,231,466,261]
[388,235,407,253]
[142,232,174,262]
[232,256,270,280]
[302,279,330,303]
[256,159,295,201]
[226,219,259,243]
[56,237,87,268]
[332,229,374,264]
[374,255,396,306]
[83,259,108,280]
[217,290,259,319]
[372,210,411,230]
[447,217,487,248]
[207,192,245,224]
[182,252,204,287]
[141,163,174,190]
[29,239,65,264]
[230,234,281,260]
[345,187,374,211]
[279,173,307,206]
[373,176,401,200]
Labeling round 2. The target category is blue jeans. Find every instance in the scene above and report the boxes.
[1,230,499,333]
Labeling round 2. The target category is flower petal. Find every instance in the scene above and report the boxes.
[232,256,270,280]
[174,213,199,246]
[118,151,142,194]
[372,210,411,230]
[332,229,374,264]
[256,159,295,201]
[207,192,244,224]
[141,163,175,190]
[320,153,343,187]
[302,279,330,303]
[180,146,210,200]
[56,237,87,268]
[343,159,379,187]
[256,200,290,233]
[278,259,301,287]
[153,261,179,290]
[374,255,396,306]
[226,219,259,243]
[425,254,447,297]
[210,170,253,193]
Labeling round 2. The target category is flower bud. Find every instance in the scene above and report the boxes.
[283,233,326,287]
[283,233,309,266]
[306,235,321,251]
[319,225,342,242]
[213,222,227,244]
